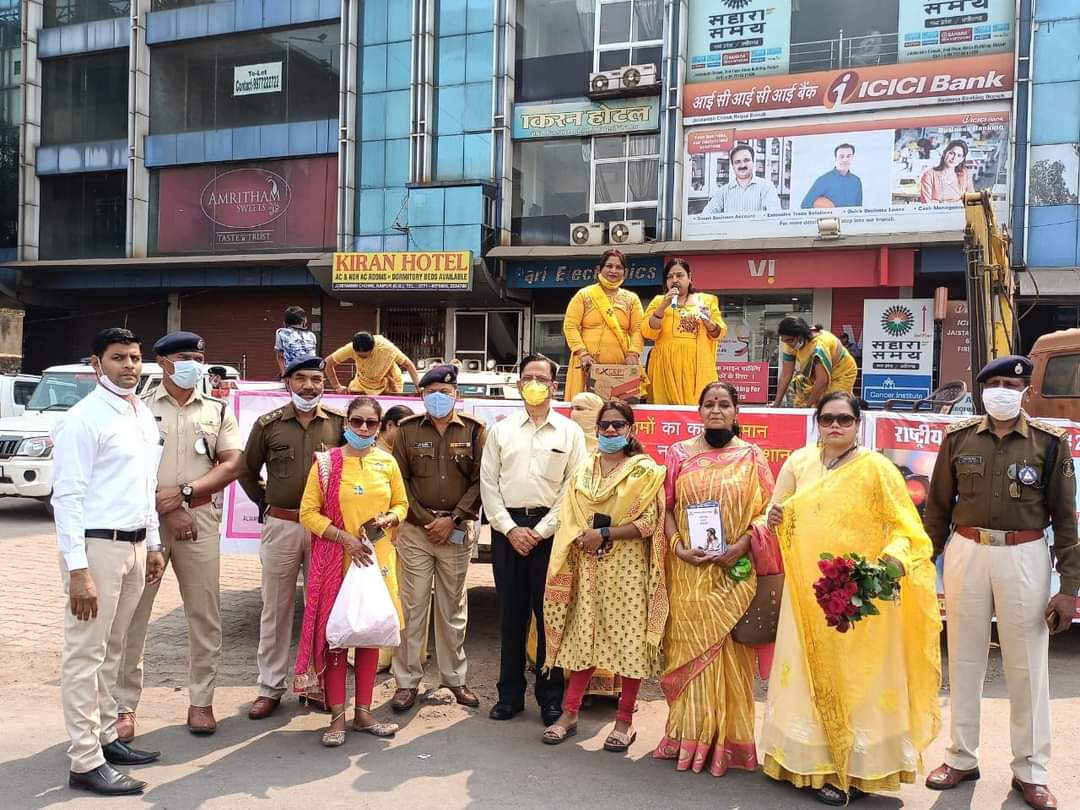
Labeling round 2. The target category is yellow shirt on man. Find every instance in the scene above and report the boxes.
[330,335,408,394]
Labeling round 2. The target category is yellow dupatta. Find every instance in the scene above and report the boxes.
[777,452,941,790]
[544,453,668,673]
[585,283,631,356]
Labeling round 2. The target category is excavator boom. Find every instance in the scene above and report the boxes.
[962,190,1016,385]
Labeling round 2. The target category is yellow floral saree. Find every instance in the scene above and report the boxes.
[760,447,941,793]
[653,436,775,776]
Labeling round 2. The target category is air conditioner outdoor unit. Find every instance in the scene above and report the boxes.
[609,219,645,245]
[587,69,623,98]
[620,64,659,92]
[570,222,607,246]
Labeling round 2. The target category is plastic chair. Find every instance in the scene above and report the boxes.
[882,380,968,414]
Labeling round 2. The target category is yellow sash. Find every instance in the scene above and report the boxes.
[585,284,630,356]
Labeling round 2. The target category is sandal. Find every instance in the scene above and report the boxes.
[541,723,578,745]
[603,727,637,752]
[814,784,864,806]
[353,710,399,737]
[321,711,348,748]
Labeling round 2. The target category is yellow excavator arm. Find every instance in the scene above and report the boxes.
[962,190,1016,378]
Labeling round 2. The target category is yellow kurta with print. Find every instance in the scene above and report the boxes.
[330,335,408,395]
[783,330,857,407]
[562,285,644,399]
[642,293,726,405]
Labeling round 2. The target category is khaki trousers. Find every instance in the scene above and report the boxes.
[61,539,146,773]
[116,503,222,712]
[256,516,311,699]
[942,532,1052,783]
[391,520,472,689]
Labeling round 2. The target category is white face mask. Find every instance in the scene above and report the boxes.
[982,386,1026,421]
[291,391,322,413]
[95,366,137,397]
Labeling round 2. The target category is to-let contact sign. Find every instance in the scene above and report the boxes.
[234,62,282,96]
[332,251,473,291]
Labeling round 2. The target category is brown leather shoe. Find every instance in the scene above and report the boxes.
[247,696,280,720]
[115,712,136,743]
[445,685,480,708]
[925,763,980,790]
[187,705,217,734]
[391,688,418,712]
[1012,779,1057,810]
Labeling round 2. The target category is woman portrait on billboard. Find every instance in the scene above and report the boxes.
[918,139,975,204]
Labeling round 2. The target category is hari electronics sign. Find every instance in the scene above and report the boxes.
[153,157,337,254]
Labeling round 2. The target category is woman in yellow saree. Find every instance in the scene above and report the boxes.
[772,317,858,408]
[641,258,727,405]
[761,392,941,805]
[541,400,668,750]
[653,381,775,776]
[563,249,645,400]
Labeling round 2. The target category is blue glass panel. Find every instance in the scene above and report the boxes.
[463,132,491,179]
[384,186,408,231]
[353,235,385,251]
[361,93,388,141]
[409,187,445,227]
[436,135,465,180]
[358,189,384,235]
[384,233,409,251]
[444,224,480,254]
[463,82,491,132]
[438,85,467,135]
[1027,205,1080,267]
[438,34,467,85]
[386,90,412,139]
[1035,20,1080,83]
[363,0,388,45]
[291,0,321,25]
[288,120,318,156]
[465,32,493,84]
[177,131,206,164]
[409,226,445,252]
[264,0,291,28]
[362,44,388,93]
[445,185,483,225]
[440,0,468,36]
[1035,0,1080,21]
[360,140,386,188]
[235,0,263,31]
[385,138,411,186]
[387,41,412,90]
[1031,83,1080,144]
[467,0,492,34]
[260,123,290,157]
[205,128,234,162]
[387,1,411,41]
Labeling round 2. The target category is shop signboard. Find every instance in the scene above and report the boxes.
[512,97,661,140]
[682,108,1009,240]
[898,0,1014,63]
[153,156,336,254]
[505,257,663,288]
[684,53,1012,123]
[675,249,914,291]
[939,300,972,389]
[686,0,792,84]
[862,298,935,405]
[716,361,770,403]
[331,251,472,291]
[233,61,282,96]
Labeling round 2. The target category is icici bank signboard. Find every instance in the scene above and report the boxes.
[684,248,914,291]
[683,53,1012,124]
[153,156,336,254]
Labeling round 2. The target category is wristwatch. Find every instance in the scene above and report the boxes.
[180,483,194,505]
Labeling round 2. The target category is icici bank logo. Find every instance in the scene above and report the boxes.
[823,70,860,109]
[748,258,776,285]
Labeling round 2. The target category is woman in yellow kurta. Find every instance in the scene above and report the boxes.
[541,400,668,751]
[761,392,941,805]
[642,259,727,405]
[563,248,645,399]
[772,317,858,408]
[653,381,775,776]
[294,396,409,746]
[326,332,418,394]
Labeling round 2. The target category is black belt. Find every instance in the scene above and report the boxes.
[85,529,146,543]
[508,506,549,517]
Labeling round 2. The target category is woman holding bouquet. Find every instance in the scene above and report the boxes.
[653,382,776,775]
[294,396,409,747]
[760,392,941,805]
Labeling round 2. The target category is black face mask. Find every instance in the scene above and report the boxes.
[703,428,736,448]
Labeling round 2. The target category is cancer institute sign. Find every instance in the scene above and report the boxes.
[332,251,473,291]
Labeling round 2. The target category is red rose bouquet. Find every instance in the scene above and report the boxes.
[813,552,903,633]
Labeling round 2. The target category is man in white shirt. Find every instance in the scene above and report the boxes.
[53,328,166,796]
[704,144,782,214]
[480,354,586,726]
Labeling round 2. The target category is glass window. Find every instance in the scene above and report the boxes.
[515,0,594,102]
[149,24,340,135]
[13,379,36,406]
[39,171,126,259]
[598,1,631,45]
[150,0,229,9]
[591,132,658,219]
[1042,354,1080,397]
[595,0,662,70]
[42,51,128,145]
[44,0,129,28]
[790,0,900,74]
[512,139,591,245]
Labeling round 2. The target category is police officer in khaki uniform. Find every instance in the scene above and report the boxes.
[238,355,345,720]
[924,355,1079,810]
[390,364,486,712]
[115,332,244,738]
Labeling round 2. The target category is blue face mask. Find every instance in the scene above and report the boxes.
[343,429,377,450]
[169,359,204,390]
[423,391,456,419]
[597,434,629,454]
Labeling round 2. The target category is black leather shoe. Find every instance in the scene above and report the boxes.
[102,740,161,766]
[488,702,524,721]
[541,704,563,727]
[69,763,146,796]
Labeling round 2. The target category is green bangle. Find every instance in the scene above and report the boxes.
[727,555,753,581]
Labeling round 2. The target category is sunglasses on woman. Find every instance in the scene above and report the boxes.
[597,420,629,431]
[348,417,381,430]
[817,413,856,428]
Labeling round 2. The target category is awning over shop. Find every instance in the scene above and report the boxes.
[1018,267,1080,298]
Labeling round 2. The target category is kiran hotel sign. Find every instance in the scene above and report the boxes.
[332,251,473,291]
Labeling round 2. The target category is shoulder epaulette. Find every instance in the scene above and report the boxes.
[1029,419,1067,440]
[397,413,425,426]
[321,406,345,418]
[945,417,982,434]
[257,407,285,426]
[458,411,485,424]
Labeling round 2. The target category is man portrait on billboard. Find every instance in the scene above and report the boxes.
[800,143,864,208]
[704,144,782,214]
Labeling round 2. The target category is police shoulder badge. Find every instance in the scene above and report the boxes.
[1064,458,1076,479]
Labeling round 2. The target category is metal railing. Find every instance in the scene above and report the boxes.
[789,31,901,74]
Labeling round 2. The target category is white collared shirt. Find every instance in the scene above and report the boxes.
[480,407,586,539]
[52,385,163,570]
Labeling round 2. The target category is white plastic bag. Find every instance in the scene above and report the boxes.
[325,560,401,649]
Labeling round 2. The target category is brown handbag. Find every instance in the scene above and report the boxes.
[731,573,784,646]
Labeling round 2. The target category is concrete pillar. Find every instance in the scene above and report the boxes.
[18,1,43,261]
[167,291,181,332]
[337,0,359,251]
[0,306,25,373]
[128,0,151,257]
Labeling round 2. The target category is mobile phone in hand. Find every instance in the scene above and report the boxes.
[592,513,612,530]
[362,518,386,543]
